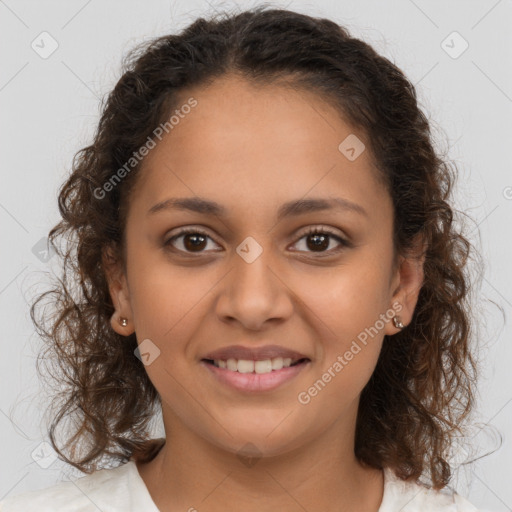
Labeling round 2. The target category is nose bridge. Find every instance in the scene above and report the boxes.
[232,238,279,303]
[234,242,274,290]
[216,237,293,329]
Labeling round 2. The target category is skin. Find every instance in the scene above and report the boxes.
[103,74,425,512]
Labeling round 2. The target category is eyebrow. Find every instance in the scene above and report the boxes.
[147,196,368,220]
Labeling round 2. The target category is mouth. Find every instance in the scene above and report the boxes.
[201,357,310,373]
[200,357,311,393]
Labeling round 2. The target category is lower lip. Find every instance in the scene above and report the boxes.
[201,360,310,392]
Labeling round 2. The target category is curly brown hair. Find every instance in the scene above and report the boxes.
[30,5,479,489]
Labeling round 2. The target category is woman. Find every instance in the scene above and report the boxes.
[1,6,481,511]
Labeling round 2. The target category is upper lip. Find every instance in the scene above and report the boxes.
[201,344,310,362]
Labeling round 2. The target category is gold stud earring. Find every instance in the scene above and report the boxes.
[393,316,405,329]
[118,317,128,327]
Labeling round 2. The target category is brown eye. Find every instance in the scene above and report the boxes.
[164,229,219,253]
[292,227,349,255]
[182,233,207,251]
[305,232,330,251]
[164,226,350,256]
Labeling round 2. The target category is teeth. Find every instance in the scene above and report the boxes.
[255,360,272,373]
[237,359,254,373]
[212,357,298,374]
[226,358,238,371]
[272,357,284,370]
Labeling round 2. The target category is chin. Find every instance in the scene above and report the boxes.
[206,421,308,461]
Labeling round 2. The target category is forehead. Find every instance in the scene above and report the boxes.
[169,74,357,160]
[129,74,390,221]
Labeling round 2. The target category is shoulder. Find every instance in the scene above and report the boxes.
[380,467,481,512]
[0,461,134,511]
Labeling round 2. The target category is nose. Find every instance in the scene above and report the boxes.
[214,248,294,331]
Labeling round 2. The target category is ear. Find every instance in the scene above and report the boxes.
[384,233,426,335]
[102,244,134,336]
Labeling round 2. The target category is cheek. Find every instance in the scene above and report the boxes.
[293,269,387,419]
[288,254,392,390]
[127,249,211,342]
[127,267,213,411]
[294,256,393,336]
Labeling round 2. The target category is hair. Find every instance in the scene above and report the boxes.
[30,4,479,489]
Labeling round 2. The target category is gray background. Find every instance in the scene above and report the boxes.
[1,0,511,510]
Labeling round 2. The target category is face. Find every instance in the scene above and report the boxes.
[105,74,423,459]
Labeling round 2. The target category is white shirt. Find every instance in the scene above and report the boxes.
[0,460,480,511]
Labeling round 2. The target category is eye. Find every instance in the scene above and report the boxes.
[164,228,221,254]
[164,226,350,256]
[291,226,350,255]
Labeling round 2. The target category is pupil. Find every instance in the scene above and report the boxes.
[183,233,329,252]
[308,234,328,251]
[184,234,206,251]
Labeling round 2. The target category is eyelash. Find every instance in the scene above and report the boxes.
[164,226,350,256]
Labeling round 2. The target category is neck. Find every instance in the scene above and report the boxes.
[135,411,384,512]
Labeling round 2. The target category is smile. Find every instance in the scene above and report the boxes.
[201,357,310,392]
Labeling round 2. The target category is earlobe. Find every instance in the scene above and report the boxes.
[102,245,135,336]
[392,316,405,330]
[386,234,426,335]
[110,313,134,336]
